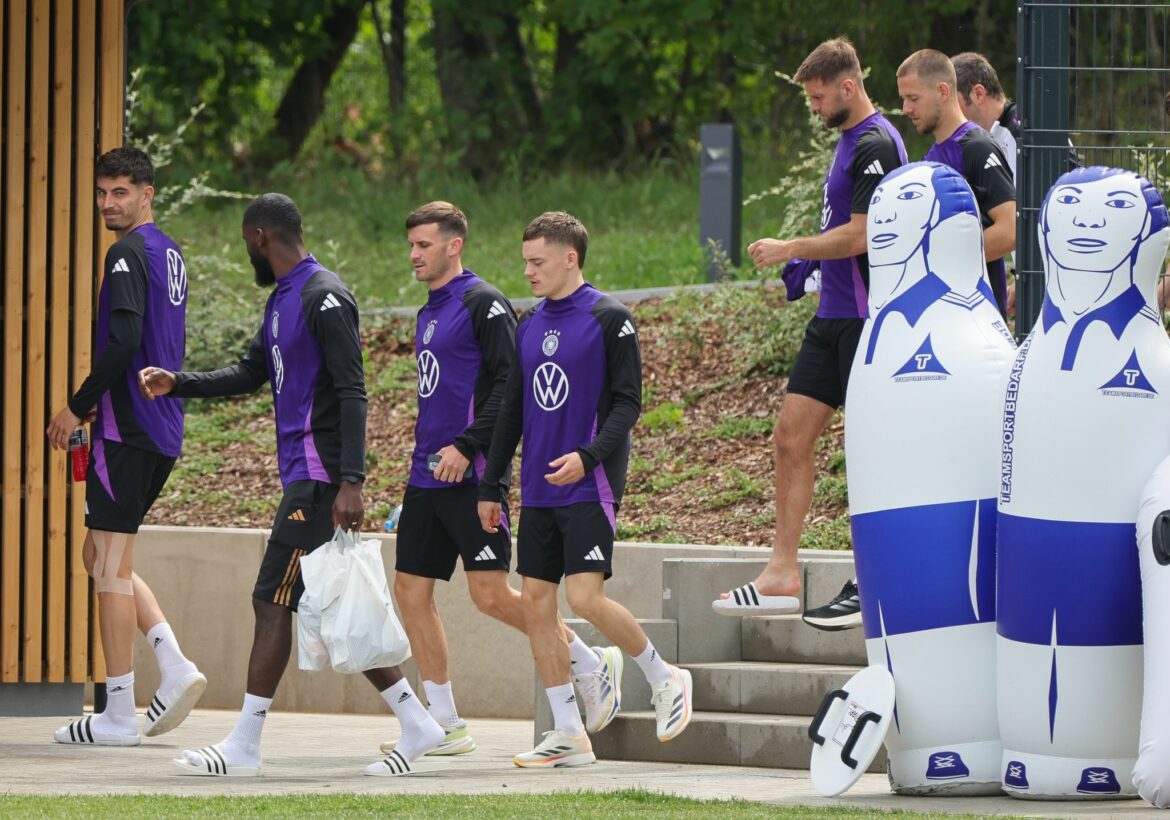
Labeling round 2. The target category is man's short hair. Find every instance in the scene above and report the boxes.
[243,193,303,245]
[523,211,588,270]
[95,146,154,186]
[793,37,862,85]
[952,52,1004,100]
[405,201,468,240]
[897,49,957,89]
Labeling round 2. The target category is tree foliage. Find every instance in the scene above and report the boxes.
[127,0,1017,177]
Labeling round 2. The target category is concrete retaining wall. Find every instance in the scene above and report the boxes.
[128,526,776,718]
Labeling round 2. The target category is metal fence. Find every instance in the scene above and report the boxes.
[1016,0,1170,338]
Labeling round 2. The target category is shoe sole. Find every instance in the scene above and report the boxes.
[379,735,477,756]
[54,732,141,746]
[586,649,624,734]
[512,751,596,768]
[145,672,208,737]
[801,613,863,631]
[173,757,260,777]
[658,668,693,743]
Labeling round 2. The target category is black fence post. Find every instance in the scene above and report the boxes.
[1016,0,1071,341]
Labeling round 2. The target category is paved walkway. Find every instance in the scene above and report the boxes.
[0,709,1156,816]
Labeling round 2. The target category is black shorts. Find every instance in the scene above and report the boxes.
[785,316,865,409]
[254,480,339,610]
[395,484,512,581]
[517,503,616,584]
[85,439,176,534]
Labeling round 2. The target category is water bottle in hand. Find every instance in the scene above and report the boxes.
[384,504,403,533]
[69,428,89,482]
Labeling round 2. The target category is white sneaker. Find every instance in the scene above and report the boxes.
[513,729,596,768]
[573,645,623,733]
[650,666,693,742]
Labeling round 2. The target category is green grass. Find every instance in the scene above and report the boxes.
[800,516,853,551]
[708,415,774,440]
[0,792,987,818]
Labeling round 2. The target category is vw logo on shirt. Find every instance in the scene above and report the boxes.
[166,248,188,306]
[271,345,285,394]
[533,362,569,411]
[417,349,440,397]
[271,311,279,338]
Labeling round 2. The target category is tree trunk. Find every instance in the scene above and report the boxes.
[259,0,365,166]
[369,0,405,112]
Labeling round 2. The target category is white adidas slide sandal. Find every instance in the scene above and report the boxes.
[711,582,801,616]
[364,749,440,777]
[54,715,140,746]
[145,670,208,737]
[173,745,261,777]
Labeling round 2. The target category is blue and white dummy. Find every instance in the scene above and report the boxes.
[845,161,1015,795]
[1134,454,1170,808]
[997,166,1170,799]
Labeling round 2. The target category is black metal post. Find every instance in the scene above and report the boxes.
[699,124,742,280]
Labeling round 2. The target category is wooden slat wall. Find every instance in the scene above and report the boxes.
[1,0,124,686]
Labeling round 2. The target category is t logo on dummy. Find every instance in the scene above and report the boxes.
[843,162,1015,796]
[997,167,1170,800]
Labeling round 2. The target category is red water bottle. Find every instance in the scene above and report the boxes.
[69,428,89,482]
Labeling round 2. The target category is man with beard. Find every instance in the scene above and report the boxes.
[47,146,206,747]
[898,49,1016,317]
[712,38,906,619]
[138,193,445,777]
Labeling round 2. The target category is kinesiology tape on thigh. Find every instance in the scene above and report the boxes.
[90,531,134,595]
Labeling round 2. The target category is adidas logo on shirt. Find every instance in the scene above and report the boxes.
[863,160,885,176]
[618,320,636,338]
[287,509,307,521]
[475,546,498,562]
[112,257,130,273]
[583,546,605,561]
[487,300,507,319]
[320,293,342,311]
[984,153,1003,170]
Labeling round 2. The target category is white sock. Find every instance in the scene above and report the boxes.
[382,679,444,760]
[546,683,585,735]
[220,692,271,765]
[568,634,601,677]
[422,680,459,727]
[94,672,138,735]
[147,622,198,692]
[633,640,673,687]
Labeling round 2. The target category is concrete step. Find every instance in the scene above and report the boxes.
[684,661,863,716]
[589,709,886,773]
[741,614,867,666]
[663,554,857,664]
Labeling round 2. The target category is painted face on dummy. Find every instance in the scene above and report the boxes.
[1044,173,1149,275]
[868,164,940,267]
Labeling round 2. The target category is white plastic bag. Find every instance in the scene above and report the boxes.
[297,527,412,673]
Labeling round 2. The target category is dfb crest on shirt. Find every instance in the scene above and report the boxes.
[542,329,560,357]
[417,349,440,397]
[423,319,437,345]
[533,362,569,411]
[271,311,279,338]
[271,345,285,394]
[166,248,187,306]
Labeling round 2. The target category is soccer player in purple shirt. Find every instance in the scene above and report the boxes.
[712,38,907,618]
[898,49,1016,317]
[478,212,693,767]
[47,147,206,748]
[139,194,444,777]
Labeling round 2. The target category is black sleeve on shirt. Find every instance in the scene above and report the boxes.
[478,309,533,503]
[579,300,642,472]
[962,132,1016,215]
[850,127,905,214]
[171,326,269,398]
[453,284,517,460]
[307,283,367,484]
[68,244,150,416]
[68,310,143,417]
